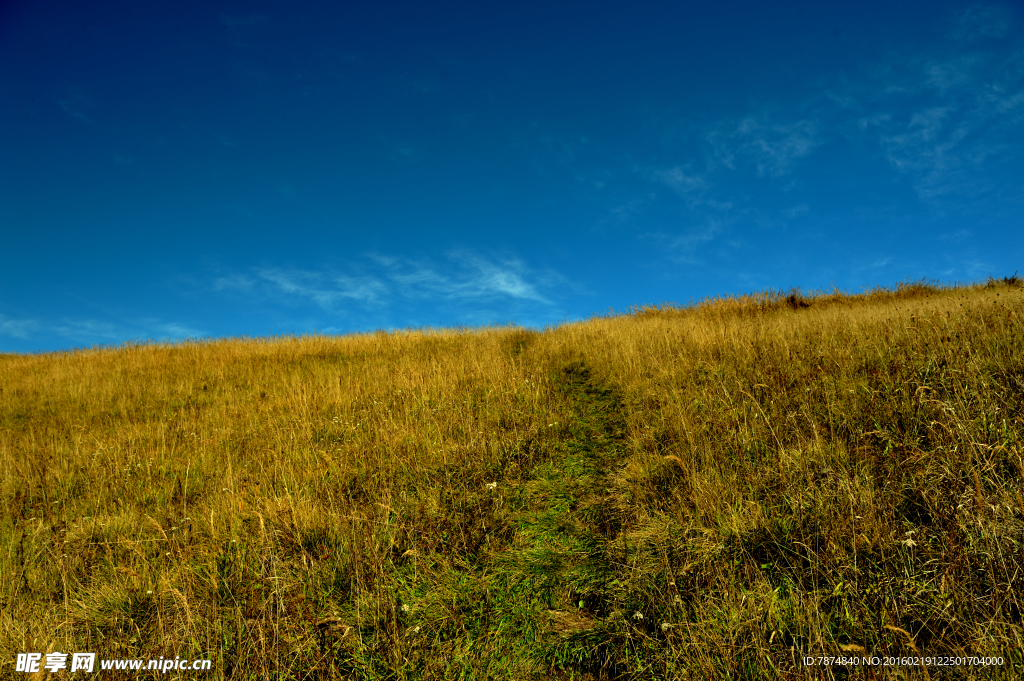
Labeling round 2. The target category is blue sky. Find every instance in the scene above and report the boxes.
[2,0,1022,353]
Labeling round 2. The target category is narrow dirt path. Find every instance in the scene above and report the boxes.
[495,360,636,678]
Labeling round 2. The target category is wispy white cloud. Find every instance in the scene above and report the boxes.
[846,256,897,281]
[708,116,820,177]
[925,55,982,92]
[0,315,39,339]
[670,222,723,253]
[871,44,1024,201]
[977,83,1024,116]
[376,252,555,303]
[57,92,97,124]
[0,314,204,348]
[643,4,1022,218]
[638,113,817,260]
[633,109,822,262]
[213,274,255,292]
[149,322,206,339]
[752,24,1022,205]
[254,268,386,308]
[651,166,709,204]
[951,5,1012,43]
[454,253,550,303]
[784,204,810,219]
[647,165,736,215]
[868,257,892,269]
[226,252,559,312]
[857,113,892,129]
[51,319,123,341]
[638,212,736,267]
[881,106,956,174]
[607,197,651,224]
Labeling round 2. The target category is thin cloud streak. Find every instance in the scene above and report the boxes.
[0,315,39,340]
[636,13,1024,265]
[952,5,1012,43]
[223,252,559,312]
[0,314,206,350]
[707,116,820,177]
[255,269,386,307]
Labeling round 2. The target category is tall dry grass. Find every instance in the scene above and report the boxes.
[2,279,1022,679]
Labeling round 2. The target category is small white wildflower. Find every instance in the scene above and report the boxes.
[412,625,421,633]
[401,603,410,613]
[485,482,498,490]
[633,611,644,621]
[661,622,673,632]
[147,590,153,594]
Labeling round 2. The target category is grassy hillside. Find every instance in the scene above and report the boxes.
[2,279,1023,679]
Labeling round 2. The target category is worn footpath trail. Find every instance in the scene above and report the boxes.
[484,360,653,678]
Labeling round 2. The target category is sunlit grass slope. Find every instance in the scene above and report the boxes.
[2,279,1023,679]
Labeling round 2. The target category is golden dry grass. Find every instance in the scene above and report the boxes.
[2,279,1023,679]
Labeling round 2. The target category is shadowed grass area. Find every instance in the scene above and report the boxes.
[2,278,1023,679]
